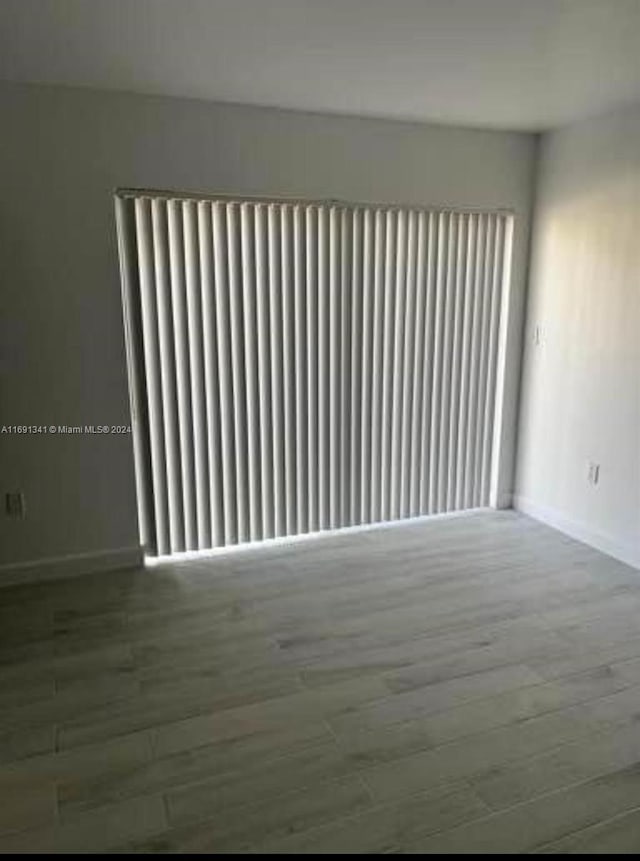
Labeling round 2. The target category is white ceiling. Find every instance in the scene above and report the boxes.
[0,0,639,132]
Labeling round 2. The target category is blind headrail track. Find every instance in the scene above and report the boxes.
[116,187,513,217]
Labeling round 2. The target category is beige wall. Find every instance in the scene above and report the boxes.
[516,104,640,568]
[0,81,536,569]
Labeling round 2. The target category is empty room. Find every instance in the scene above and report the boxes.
[0,0,639,853]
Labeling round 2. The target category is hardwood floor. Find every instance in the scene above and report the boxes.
[1,510,640,852]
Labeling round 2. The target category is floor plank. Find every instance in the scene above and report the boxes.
[0,510,639,852]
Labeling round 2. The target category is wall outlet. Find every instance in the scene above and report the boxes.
[587,463,600,486]
[5,491,26,518]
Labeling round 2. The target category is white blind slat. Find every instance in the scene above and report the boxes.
[135,198,171,555]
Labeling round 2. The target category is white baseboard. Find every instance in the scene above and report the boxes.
[0,546,144,588]
[513,495,640,570]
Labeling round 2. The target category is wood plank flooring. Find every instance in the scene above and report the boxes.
[1,511,640,852]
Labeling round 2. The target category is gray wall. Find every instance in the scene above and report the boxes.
[0,81,537,568]
[516,103,640,568]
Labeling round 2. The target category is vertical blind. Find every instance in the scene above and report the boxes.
[116,192,512,557]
